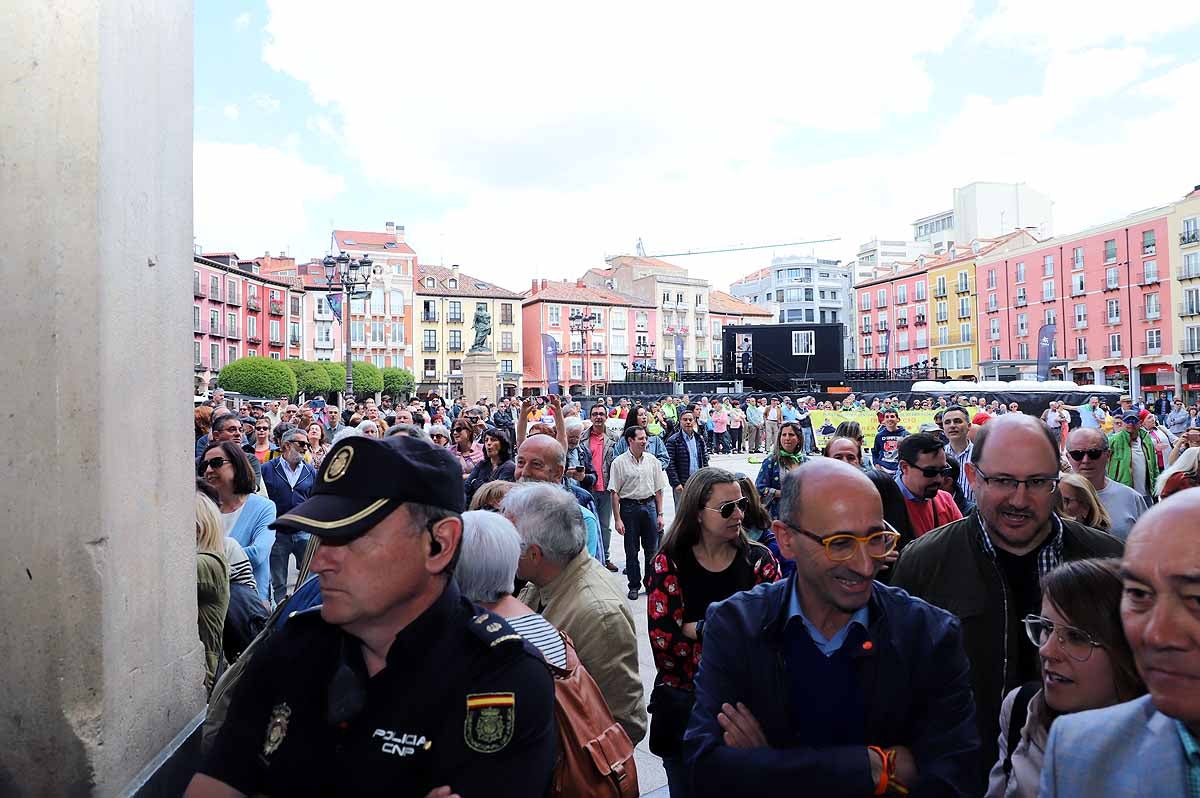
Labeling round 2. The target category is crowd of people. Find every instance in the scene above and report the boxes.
[184,384,1200,797]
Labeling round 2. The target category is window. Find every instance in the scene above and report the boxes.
[390,322,404,344]
[1143,229,1156,255]
[1016,342,1028,360]
[1074,303,1087,328]
[791,331,815,355]
[449,358,462,374]
[1106,267,1119,289]
[351,295,365,315]
[915,330,928,349]
[1185,288,1200,315]
[424,358,437,377]
[991,345,1001,361]
[936,301,948,322]
[1015,262,1025,283]
[548,306,561,326]
[372,355,384,368]
[1104,239,1117,263]
[193,341,202,366]
[987,293,998,312]
[1109,333,1122,357]
[662,291,671,306]
[958,297,970,318]
[1072,273,1085,296]
[228,344,237,364]
[1145,293,1161,320]
[1043,255,1054,277]
[805,288,814,302]
[896,285,907,304]
[193,306,201,332]
[804,308,815,322]
[447,278,458,289]
[389,290,404,313]
[1042,278,1055,301]
[211,343,220,369]
[785,288,802,303]
[316,322,332,344]
[350,321,365,345]
[611,310,626,330]
[1017,313,1028,336]
[248,316,257,338]
[676,293,684,305]
[371,321,384,343]
[593,361,605,379]
[501,331,513,351]
[1076,337,1087,358]
[449,330,462,351]
[1187,326,1200,353]
[570,360,583,380]
[877,288,887,307]
[448,300,462,323]
[959,323,972,343]
[1106,298,1121,323]
[1147,329,1161,353]
[938,326,950,345]
[635,311,648,330]
[914,282,926,301]
[501,359,514,373]
[897,332,909,350]
[987,269,996,290]
[611,333,626,352]
[861,337,872,355]
[210,275,220,297]
[1016,287,1027,306]
[862,314,872,333]
[290,296,301,317]
[1186,252,1200,279]
[935,276,947,296]
[423,329,437,350]
[1072,247,1084,270]
[227,312,238,337]
[209,309,220,334]
[990,318,1000,340]
[956,271,969,293]
[1143,260,1158,283]
[1045,309,1057,327]
[227,281,239,304]
[270,319,281,343]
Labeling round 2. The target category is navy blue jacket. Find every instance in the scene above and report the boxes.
[260,458,317,520]
[684,578,981,797]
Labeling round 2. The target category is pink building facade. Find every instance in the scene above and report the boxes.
[193,253,305,394]
[854,267,932,371]
[521,279,658,396]
[977,209,1175,398]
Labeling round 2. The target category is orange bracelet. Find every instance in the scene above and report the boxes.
[868,746,889,796]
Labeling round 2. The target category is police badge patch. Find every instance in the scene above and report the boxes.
[463,693,515,753]
[263,703,291,757]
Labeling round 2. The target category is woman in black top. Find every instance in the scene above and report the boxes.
[464,428,516,506]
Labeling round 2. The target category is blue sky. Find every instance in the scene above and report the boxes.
[195,1,1200,288]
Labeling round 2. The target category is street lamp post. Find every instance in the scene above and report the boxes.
[323,252,380,408]
[569,307,600,396]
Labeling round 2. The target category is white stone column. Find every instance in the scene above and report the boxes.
[0,0,201,793]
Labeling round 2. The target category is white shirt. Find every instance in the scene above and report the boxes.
[1130,437,1148,496]
[608,450,669,500]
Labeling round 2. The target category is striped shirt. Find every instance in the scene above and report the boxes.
[1178,720,1200,798]
[507,613,567,669]
[224,537,258,593]
[945,441,976,509]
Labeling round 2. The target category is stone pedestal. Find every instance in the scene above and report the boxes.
[0,0,202,793]
[462,351,500,404]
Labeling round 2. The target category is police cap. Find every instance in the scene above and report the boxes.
[271,434,464,541]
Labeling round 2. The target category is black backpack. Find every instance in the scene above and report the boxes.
[1003,682,1041,775]
[222,581,269,664]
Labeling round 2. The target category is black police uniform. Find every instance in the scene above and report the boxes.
[200,580,556,797]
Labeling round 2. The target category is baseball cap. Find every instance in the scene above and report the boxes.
[1123,412,1142,423]
[272,435,464,541]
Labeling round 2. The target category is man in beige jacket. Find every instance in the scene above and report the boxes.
[506,482,647,744]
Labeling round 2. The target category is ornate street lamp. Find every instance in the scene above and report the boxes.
[568,308,601,395]
[323,252,380,405]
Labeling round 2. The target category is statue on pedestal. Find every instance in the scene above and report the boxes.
[470,304,492,352]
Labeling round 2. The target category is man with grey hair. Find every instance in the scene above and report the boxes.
[507,483,646,744]
[384,422,430,441]
[261,428,317,604]
[514,434,603,560]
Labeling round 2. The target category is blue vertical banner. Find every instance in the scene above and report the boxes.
[327,292,343,323]
[883,326,892,370]
[674,335,684,373]
[541,334,561,395]
[1036,323,1057,381]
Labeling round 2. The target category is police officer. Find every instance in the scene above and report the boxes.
[186,435,556,798]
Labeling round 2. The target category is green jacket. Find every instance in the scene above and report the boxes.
[197,550,230,696]
[1107,429,1159,493]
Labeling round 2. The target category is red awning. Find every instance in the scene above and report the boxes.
[1139,363,1174,375]
[1104,365,1129,374]
[1185,384,1200,391]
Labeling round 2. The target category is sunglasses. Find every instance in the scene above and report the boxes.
[289,441,310,451]
[704,497,749,518]
[255,426,270,431]
[1067,448,1106,462]
[903,461,953,478]
[200,457,230,472]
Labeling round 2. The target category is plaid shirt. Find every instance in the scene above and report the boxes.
[977,513,1065,579]
[1178,721,1200,798]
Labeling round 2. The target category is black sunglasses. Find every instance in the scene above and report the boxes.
[199,457,230,472]
[255,425,270,431]
[704,497,749,518]
[903,461,953,478]
[1067,448,1106,461]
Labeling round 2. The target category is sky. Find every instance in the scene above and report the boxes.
[195,1,1200,291]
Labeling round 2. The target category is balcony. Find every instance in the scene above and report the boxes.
[1105,315,1122,326]
[1141,342,1162,355]
[193,282,204,298]
[1143,245,1157,257]
[269,302,284,316]
[422,312,438,322]
[226,292,241,307]
[1141,307,1162,321]
[1108,346,1122,358]
[664,326,676,335]
[1103,280,1121,292]
[208,289,223,302]
[1179,268,1200,281]
[448,344,463,352]
[314,338,333,350]
[936,314,949,323]
[934,286,947,298]
[1014,297,1027,308]
[422,343,438,352]
[895,295,908,305]
[448,315,464,324]
[289,336,300,347]
[246,335,261,345]
[986,304,998,314]
[269,337,283,346]
[226,329,240,340]
[1181,303,1200,317]
[914,316,927,326]
[1074,319,1088,330]
[1181,230,1200,247]
[208,324,223,338]
[1015,327,1029,338]
[955,282,970,294]
[194,361,208,372]
[877,321,888,331]
[1139,271,1160,285]
[1041,293,1056,304]
[661,300,676,310]
[679,327,690,335]
[1073,258,1085,271]
[247,297,261,311]
[897,319,908,328]
[1071,286,1085,297]
[694,327,704,337]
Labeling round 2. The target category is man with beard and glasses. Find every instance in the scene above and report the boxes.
[894,432,962,539]
[890,414,1123,782]
[684,459,980,797]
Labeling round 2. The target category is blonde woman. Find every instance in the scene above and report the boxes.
[195,492,230,695]
[1054,473,1112,532]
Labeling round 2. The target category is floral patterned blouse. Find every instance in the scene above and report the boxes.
[647,543,779,691]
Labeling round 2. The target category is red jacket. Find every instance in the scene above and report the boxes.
[903,490,963,537]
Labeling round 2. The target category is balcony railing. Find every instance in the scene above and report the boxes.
[208,324,223,337]
[269,302,284,315]
[422,312,438,322]
[986,304,998,314]
[422,344,438,352]
[247,335,261,345]
[1074,318,1087,329]
[448,315,463,324]
[1178,267,1200,281]
[314,338,333,349]
[1143,245,1157,256]
[1180,230,1200,246]
[1141,307,1162,321]
[694,327,704,337]
[194,361,208,372]
[934,286,947,298]
[193,282,204,297]
[1105,315,1122,325]
[664,326,676,334]
[1139,271,1160,285]
[1180,303,1200,317]
[956,281,970,294]
[289,336,300,347]
[914,316,927,326]
[1141,342,1162,355]
[679,327,690,335]
[247,297,261,311]
[208,289,223,302]
[897,319,909,328]
[1108,346,1122,357]
[269,337,283,345]
[226,330,240,340]
[226,292,241,307]
[1041,293,1055,303]
[1014,296,1027,307]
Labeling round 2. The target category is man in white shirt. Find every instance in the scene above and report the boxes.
[1065,427,1147,540]
[609,425,669,600]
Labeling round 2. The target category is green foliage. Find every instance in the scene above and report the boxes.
[317,361,347,391]
[350,361,384,397]
[218,356,297,399]
[282,360,333,397]
[381,367,416,399]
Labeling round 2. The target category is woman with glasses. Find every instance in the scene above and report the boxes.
[306,422,329,469]
[199,441,275,604]
[736,474,791,579]
[1054,474,1111,531]
[428,423,451,447]
[754,421,806,519]
[986,558,1145,798]
[250,420,278,464]
[464,429,516,506]
[646,467,778,797]
[448,418,484,479]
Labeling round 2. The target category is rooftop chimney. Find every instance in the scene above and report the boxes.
[451,264,460,279]
[531,278,539,294]
[395,224,405,243]
[385,221,395,235]
[576,279,586,288]
[540,279,548,290]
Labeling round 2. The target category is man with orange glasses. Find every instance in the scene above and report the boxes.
[685,459,980,796]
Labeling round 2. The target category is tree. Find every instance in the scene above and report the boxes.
[381,367,416,399]
[218,356,297,399]
[317,362,346,393]
[283,360,333,397]
[350,361,383,398]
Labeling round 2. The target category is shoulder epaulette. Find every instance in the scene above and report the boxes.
[467,609,524,649]
[285,604,325,624]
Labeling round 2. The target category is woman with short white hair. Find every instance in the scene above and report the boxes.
[457,510,566,668]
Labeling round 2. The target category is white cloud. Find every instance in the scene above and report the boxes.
[222,104,239,120]
[252,92,281,113]
[233,12,251,33]
[975,0,1200,53]
[194,141,345,257]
